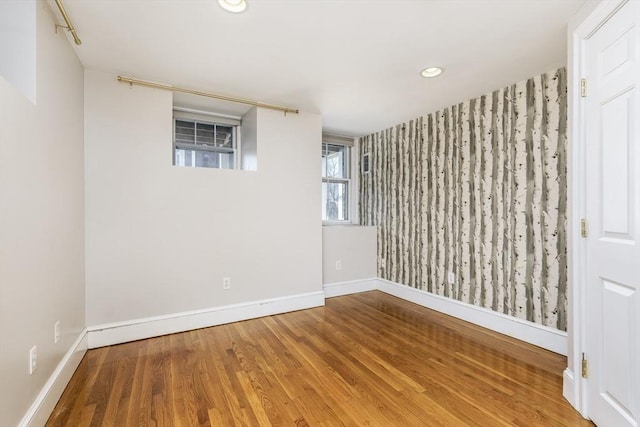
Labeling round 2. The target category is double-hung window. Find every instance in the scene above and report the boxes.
[173,113,239,169]
[322,141,351,222]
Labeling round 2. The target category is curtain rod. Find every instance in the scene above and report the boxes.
[117,76,300,115]
[54,0,81,45]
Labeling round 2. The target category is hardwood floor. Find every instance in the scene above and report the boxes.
[47,291,593,426]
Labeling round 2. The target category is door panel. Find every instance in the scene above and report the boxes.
[602,279,635,413]
[585,1,640,426]
[601,92,631,235]
[600,27,633,77]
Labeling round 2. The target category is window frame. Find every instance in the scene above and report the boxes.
[322,141,352,224]
[172,113,241,170]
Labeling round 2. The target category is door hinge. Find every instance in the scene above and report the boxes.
[581,219,588,238]
[582,353,588,378]
[581,78,588,97]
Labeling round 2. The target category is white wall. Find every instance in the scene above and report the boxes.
[241,107,258,171]
[0,1,85,426]
[85,70,322,327]
[322,225,377,284]
[0,0,36,103]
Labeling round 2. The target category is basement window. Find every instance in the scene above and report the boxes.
[173,113,239,170]
[322,142,351,222]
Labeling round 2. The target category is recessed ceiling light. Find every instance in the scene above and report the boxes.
[218,0,247,13]
[420,67,443,78]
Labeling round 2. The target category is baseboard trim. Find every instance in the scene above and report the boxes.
[563,368,577,409]
[87,291,325,349]
[375,279,568,355]
[20,281,569,425]
[89,279,567,353]
[19,328,88,427]
[323,278,378,298]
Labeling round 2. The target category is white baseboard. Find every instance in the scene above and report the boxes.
[19,329,88,427]
[88,291,325,349]
[323,278,378,298]
[88,279,567,352]
[21,280,569,426]
[375,279,568,355]
[563,368,577,409]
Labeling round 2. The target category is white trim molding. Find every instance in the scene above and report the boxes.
[375,279,568,355]
[566,0,628,418]
[19,329,88,427]
[563,368,577,409]
[87,291,325,349]
[323,278,377,298]
[26,280,572,426]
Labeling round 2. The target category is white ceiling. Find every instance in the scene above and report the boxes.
[60,0,585,137]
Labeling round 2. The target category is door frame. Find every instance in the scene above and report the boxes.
[565,0,631,418]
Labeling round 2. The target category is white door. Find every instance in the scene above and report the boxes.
[585,1,640,426]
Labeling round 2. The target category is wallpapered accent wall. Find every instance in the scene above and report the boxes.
[359,68,567,331]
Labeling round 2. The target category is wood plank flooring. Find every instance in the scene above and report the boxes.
[47,291,593,426]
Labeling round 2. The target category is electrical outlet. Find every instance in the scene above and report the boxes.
[223,277,231,290]
[54,321,60,344]
[380,258,386,269]
[335,260,342,271]
[447,272,455,284]
[29,345,37,375]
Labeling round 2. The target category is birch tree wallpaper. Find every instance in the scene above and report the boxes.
[359,68,567,331]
